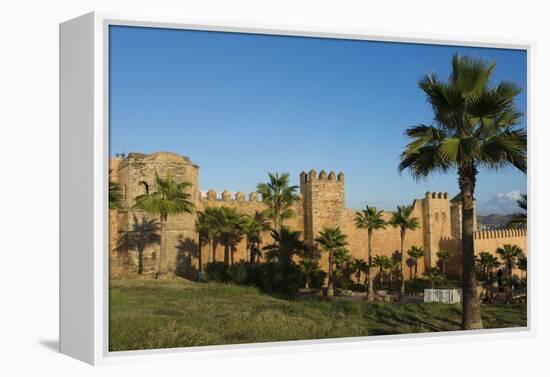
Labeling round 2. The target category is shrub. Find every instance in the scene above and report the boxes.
[205,262,229,282]
[226,261,248,285]
[308,269,327,289]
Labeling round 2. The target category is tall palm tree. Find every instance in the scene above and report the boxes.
[256,173,300,236]
[117,215,160,275]
[264,226,306,265]
[109,180,123,209]
[354,206,387,301]
[133,172,195,278]
[508,194,527,228]
[436,249,451,275]
[388,205,419,298]
[315,227,348,297]
[407,246,425,279]
[216,207,247,265]
[243,210,271,263]
[496,244,523,303]
[398,55,526,329]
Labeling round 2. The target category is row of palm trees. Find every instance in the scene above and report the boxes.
[354,205,420,301]
[476,244,526,303]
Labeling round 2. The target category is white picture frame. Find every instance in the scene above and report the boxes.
[59,11,535,365]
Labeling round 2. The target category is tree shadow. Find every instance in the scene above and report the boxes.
[176,237,199,281]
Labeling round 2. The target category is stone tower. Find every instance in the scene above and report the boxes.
[112,152,200,275]
[421,192,452,267]
[300,169,345,248]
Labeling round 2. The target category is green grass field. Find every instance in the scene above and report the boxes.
[109,278,527,351]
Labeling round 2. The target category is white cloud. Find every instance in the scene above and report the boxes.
[479,189,524,215]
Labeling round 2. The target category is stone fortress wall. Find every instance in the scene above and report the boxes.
[109,152,527,280]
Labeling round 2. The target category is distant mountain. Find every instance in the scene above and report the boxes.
[477,213,516,229]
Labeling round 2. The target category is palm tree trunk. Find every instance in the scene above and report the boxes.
[224,243,229,265]
[209,237,214,263]
[367,228,374,302]
[327,251,334,297]
[389,272,393,293]
[379,267,383,290]
[157,213,167,279]
[414,261,418,279]
[399,229,406,298]
[137,247,144,275]
[442,261,446,275]
[459,163,483,330]
[197,238,203,273]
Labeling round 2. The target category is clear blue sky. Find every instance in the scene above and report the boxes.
[109,26,527,215]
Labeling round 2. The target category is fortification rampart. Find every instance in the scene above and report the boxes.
[109,152,528,283]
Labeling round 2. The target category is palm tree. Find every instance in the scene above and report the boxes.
[264,226,306,265]
[133,172,195,278]
[388,205,420,298]
[243,210,271,263]
[299,258,320,289]
[436,249,451,275]
[109,180,123,209]
[398,55,526,329]
[372,255,391,290]
[196,207,222,264]
[496,244,523,303]
[387,258,400,293]
[354,206,387,301]
[256,173,300,236]
[509,194,527,228]
[517,253,527,280]
[349,258,368,285]
[216,207,247,265]
[423,267,443,289]
[117,215,160,274]
[475,251,500,282]
[407,246,425,279]
[332,247,352,288]
[315,227,348,297]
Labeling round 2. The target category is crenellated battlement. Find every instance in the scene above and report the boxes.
[441,228,527,241]
[300,169,344,184]
[474,228,527,240]
[201,189,262,202]
[424,191,449,200]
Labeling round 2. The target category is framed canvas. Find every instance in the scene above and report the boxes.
[59,12,534,365]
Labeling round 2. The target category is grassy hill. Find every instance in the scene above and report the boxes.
[109,278,527,351]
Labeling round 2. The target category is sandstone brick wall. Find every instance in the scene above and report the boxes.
[442,228,527,279]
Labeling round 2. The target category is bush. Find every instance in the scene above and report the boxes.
[406,277,459,293]
[205,262,229,282]
[308,270,327,289]
[227,261,248,285]
[259,262,302,293]
[205,261,304,294]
